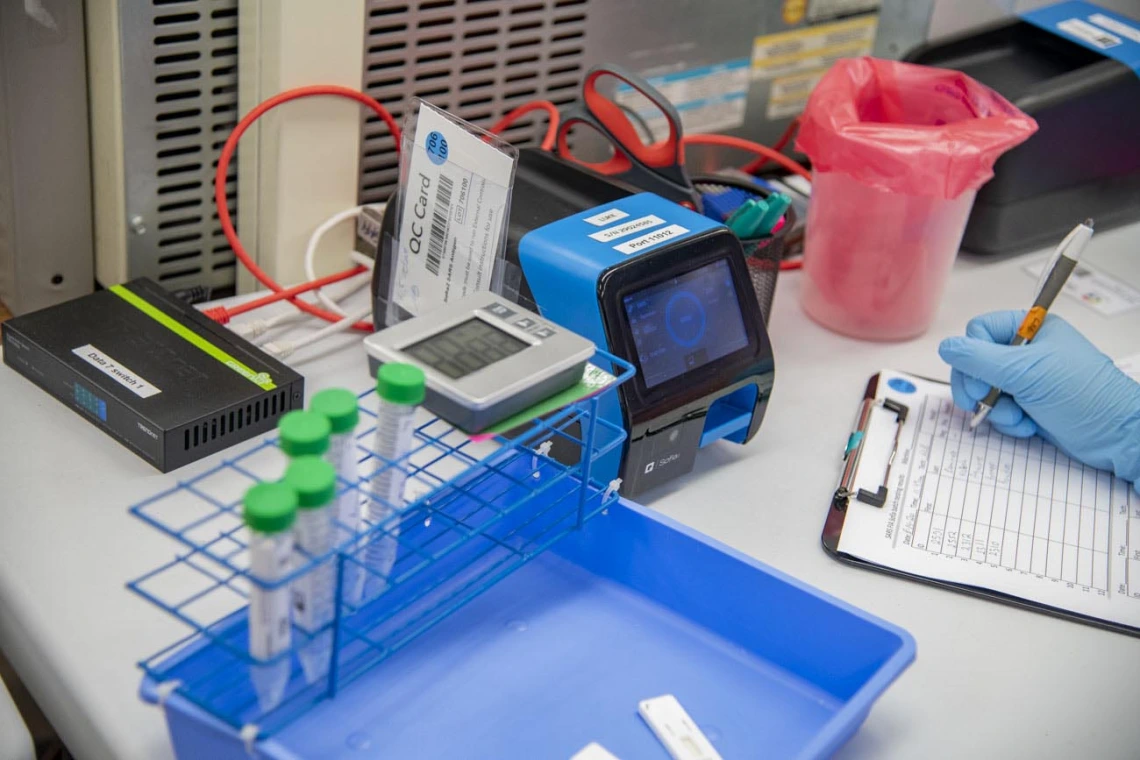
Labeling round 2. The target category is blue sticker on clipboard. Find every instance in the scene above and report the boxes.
[887,377,917,394]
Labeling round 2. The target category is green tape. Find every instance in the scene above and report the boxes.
[476,364,617,437]
[110,284,276,390]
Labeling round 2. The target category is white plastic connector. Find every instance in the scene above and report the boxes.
[261,340,294,360]
[230,310,308,344]
[230,318,275,340]
[532,439,553,472]
[349,250,376,269]
[154,679,183,707]
[240,723,260,756]
[262,304,372,363]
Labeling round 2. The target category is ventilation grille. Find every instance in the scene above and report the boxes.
[119,0,239,293]
[181,389,291,452]
[359,0,589,204]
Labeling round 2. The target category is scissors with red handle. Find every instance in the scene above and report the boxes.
[556,64,702,211]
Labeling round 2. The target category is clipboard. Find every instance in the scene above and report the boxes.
[822,371,1140,638]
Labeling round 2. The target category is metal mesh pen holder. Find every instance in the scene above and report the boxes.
[128,353,633,738]
[737,204,796,325]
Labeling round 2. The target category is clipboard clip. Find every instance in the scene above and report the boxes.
[832,397,909,511]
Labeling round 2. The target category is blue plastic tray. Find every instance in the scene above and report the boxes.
[142,496,914,759]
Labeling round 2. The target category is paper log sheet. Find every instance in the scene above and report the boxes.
[837,371,1140,630]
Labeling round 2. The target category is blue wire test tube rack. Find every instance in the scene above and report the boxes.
[127,351,634,738]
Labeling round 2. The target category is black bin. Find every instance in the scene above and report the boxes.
[906,12,1140,255]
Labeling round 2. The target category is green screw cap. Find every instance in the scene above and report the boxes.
[278,410,330,457]
[283,456,337,509]
[243,482,298,534]
[310,388,359,434]
[376,363,426,405]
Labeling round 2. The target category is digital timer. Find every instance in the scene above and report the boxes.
[364,291,595,433]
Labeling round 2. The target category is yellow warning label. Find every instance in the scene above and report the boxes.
[752,14,878,80]
[782,0,807,25]
[766,68,828,119]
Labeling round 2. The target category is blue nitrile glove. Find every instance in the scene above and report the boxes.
[938,310,1140,489]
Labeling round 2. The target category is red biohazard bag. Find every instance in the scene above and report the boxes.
[795,57,1037,340]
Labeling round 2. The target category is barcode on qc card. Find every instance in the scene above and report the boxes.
[425,174,454,276]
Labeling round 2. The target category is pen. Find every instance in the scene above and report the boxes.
[969,218,1095,430]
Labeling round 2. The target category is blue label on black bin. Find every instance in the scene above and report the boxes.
[1022,2,1140,76]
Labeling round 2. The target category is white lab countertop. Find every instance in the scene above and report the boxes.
[1,226,1138,760]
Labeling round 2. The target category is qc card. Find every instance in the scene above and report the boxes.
[394,102,518,317]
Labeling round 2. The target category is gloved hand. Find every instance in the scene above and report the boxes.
[938,310,1140,488]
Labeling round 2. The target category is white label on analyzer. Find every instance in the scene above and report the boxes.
[72,344,161,398]
[583,208,629,226]
[614,224,690,255]
[588,215,665,243]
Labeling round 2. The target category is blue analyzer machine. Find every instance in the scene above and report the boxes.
[373,149,774,497]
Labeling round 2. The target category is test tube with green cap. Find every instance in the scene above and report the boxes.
[365,363,425,597]
[242,481,298,712]
[309,389,364,604]
[277,409,332,459]
[283,455,338,684]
